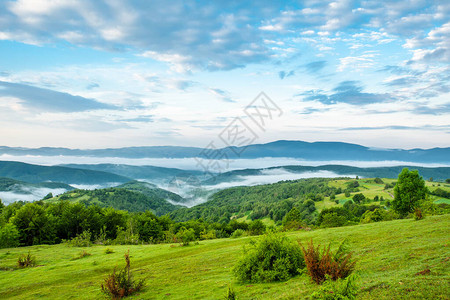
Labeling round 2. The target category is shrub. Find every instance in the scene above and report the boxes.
[175,227,196,246]
[200,229,216,240]
[101,251,145,299]
[67,230,92,247]
[247,220,266,236]
[360,208,397,224]
[300,239,356,284]
[105,248,115,254]
[320,213,348,228]
[231,229,245,238]
[114,227,140,245]
[73,250,92,260]
[311,274,358,299]
[414,208,424,220]
[17,252,36,268]
[234,233,304,283]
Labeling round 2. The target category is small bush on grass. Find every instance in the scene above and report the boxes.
[67,230,92,247]
[231,229,245,238]
[414,208,424,220]
[105,248,115,254]
[73,250,92,260]
[101,250,145,299]
[234,233,304,283]
[300,239,356,284]
[311,274,358,299]
[17,252,36,268]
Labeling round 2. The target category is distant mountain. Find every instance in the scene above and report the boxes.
[61,163,202,182]
[0,161,131,185]
[1,140,449,163]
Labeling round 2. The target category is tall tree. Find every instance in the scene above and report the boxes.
[392,168,427,216]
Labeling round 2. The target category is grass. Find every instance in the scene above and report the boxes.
[0,214,449,299]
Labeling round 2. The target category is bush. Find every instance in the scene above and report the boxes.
[17,252,36,268]
[360,208,397,224]
[414,208,424,220]
[105,248,115,254]
[114,227,140,245]
[231,229,245,238]
[300,239,356,284]
[175,227,196,246]
[247,220,266,236]
[234,233,304,283]
[67,230,92,247]
[73,250,92,260]
[320,213,348,228]
[311,274,358,299]
[101,251,145,299]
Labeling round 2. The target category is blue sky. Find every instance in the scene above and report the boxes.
[0,0,449,149]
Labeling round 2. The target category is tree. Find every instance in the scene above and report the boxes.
[12,203,54,246]
[0,223,20,248]
[392,168,427,216]
[352,193,365,204]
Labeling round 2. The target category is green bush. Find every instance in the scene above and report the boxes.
[105,248,115,254]
[114,226,140,245]
[233,233,304,283]
[67,230,92,247]
[311,274,358,299]
[247,220,266,236]
[175,227,196,246]
[231,229,245,238]
[360,208,397,224]
[73,250,92,260]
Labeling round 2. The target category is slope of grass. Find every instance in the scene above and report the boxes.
[0,214,448,299]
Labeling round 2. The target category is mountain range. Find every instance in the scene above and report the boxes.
[1,140,449,163]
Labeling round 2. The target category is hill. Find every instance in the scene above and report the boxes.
[172,177,450,223]
[1,140,449,163]
[45,182,182,215]
[0,161,131,185]
[0,177,73,192]
[0,214,448,299]
[0,177,74,204]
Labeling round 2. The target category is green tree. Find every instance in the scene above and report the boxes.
[392,168,427,216]
[12,203,54,246]
[352,193,365,204]
[0,223,20,248]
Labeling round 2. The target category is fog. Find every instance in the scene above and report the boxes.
[0,187,68,205]
[160,168,357,208]
[1,154,448,171]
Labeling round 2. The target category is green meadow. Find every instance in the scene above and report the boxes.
[1,214,448,299]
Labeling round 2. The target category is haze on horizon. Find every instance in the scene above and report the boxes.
[0,0,449,149]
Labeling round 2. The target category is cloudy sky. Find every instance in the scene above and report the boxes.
[0,0,449,149]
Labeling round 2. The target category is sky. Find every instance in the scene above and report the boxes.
[0,0,449,150]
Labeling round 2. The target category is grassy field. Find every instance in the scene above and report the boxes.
[0,214,449,299]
